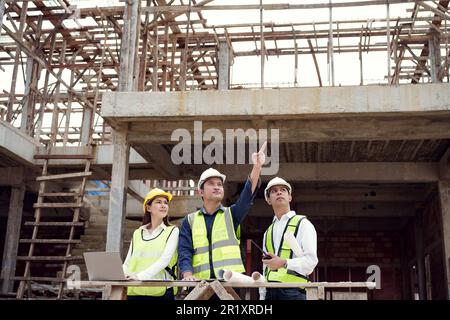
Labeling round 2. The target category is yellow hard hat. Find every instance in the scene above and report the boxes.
[142,188,173,214]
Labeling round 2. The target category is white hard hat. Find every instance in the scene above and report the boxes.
[198,168,226,190]
[264,177,292,202]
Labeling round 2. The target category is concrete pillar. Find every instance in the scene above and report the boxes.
[80,106,93,146]
[414,210,426,300]
[218,41,231,90]
[105,128,130,255]
[1,184,25,294]
[438,181,450,299]
[118,0,140,92]
[0,0,6,36]
[429,30,442,83]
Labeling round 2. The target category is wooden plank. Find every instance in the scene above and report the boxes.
[19,239,81,244]
[34,154,93,159]
[24,222,84,227]
[184,280,215,300]
[12,277,66,282]
[33,203,84,208]
[209,280,237,300]
[73,280,377,290]
[224,286,241,300]
[41,192,79,197]
[306,288,318,300]
[308,39,322,86]
[105,285,127,300]
[36,172,92,181]
[16,256,83,261]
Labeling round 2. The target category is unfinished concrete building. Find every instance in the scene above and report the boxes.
[0,0,450,300]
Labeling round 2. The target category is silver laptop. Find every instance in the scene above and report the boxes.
[83,251,127,281]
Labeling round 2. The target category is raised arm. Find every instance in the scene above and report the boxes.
[250,141,267,193]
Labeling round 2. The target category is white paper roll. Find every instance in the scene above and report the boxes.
[284,231,303,256]
[222,270,255,283]
[251,272,266,283]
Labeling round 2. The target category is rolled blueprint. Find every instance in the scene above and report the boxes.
[251,272,266,283]
[284,231,303,257]
[223,270,254,283]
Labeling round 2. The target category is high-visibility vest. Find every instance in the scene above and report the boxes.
[188,207,245,279]
[264,215,309,288]
[127,225,178,297]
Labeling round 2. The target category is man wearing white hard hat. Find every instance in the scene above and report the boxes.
[178,143,267,284]
[260,177,318,300]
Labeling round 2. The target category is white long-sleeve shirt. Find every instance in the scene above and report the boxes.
[259,211,318,300]
[122,223,179,281]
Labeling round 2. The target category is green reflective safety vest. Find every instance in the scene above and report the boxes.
[188,207,245,279]
[127,225,178,297]
[264,215,309,288]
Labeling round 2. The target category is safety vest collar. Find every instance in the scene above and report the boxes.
[138,222,169,241]
[264,214,308,284]
[199,203,226,215]
[190,207,244,277]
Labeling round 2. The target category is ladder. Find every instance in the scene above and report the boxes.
[15,148,93,299]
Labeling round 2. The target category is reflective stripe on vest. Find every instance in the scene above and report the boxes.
[189,207,245,279]
[127,225,178,297]
[265,215,309,287]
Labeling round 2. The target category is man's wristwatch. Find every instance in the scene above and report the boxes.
[283,260,288,269]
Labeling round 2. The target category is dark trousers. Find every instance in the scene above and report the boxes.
[265,288,307,300]
[127,288,174,301]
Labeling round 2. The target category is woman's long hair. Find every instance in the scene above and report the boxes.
[142,198,171,227]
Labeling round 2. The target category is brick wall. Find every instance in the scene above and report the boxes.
[316,230,403,300]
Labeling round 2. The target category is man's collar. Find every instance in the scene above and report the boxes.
[201,204,226,215]
[273,210,295,222]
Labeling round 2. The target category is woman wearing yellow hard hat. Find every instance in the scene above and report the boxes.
[122,188,179,300]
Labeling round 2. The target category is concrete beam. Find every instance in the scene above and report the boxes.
[292,187,429,202]
[0,120,40,166]
[85,162,439,182]
[132,144,180,178]
[102,83,450,119]
[102,84,450,143]
[1,184,25,294]
[125,115,450,143]
[204,163,439,183]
